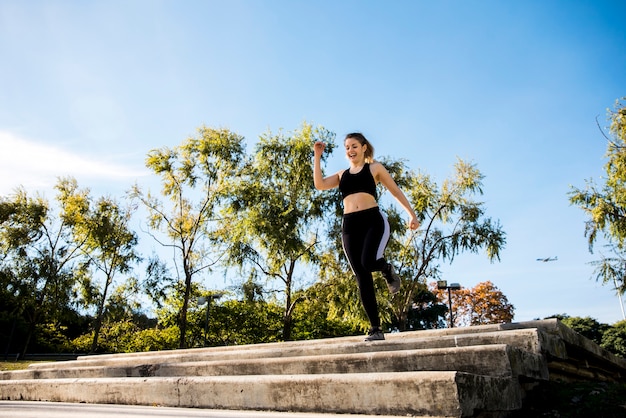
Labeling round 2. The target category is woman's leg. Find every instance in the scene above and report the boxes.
[361,208,390,273]
[342,214,381,329]
[360,208,401,294]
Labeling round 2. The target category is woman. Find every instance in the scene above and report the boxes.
[313,132,419,341]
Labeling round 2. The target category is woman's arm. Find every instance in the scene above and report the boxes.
[313,141,340,190]
[372,162,420,230]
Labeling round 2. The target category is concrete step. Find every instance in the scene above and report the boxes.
[0,371,523,417]
[1,344,548,382]
[2,319,625,417]
[529,319,626,382]
[19,328,546,372]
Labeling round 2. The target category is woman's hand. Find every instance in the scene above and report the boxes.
[408,216,420,230]
[313,141,325,158]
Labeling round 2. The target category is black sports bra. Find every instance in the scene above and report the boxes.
[339,163,377,200]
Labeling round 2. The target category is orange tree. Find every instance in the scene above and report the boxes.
[430,280,514,327]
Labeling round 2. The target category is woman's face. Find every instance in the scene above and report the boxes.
[345,138,366,163]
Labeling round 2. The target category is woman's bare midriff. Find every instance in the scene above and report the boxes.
[343,192,378,214]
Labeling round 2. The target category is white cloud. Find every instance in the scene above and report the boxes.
[0,131,148,196]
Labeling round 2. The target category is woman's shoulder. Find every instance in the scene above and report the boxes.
[368,161,386,173]
[368,161,392,181]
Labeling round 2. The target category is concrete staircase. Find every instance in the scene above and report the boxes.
[1,319,625,417]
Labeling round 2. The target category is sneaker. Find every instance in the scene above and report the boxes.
[364,328,385,341]
[383,263,401,295]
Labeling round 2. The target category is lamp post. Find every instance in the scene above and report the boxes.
[614,277,626,321]
[197,293,224,346]
[437,280,461,328]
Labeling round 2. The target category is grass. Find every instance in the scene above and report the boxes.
[0,360,49,371]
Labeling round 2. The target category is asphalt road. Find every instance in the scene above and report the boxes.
[0,402,394,418]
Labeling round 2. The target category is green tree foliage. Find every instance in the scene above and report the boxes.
[405,282,447,330]
[56,177,140,353]
[560,316,610,346]
[71,316,175,353]
[143,277,285,348]
[390,159,506,329]
[309,250,378,332]
[570,98,626,294]
[0,188,83,357]
[130,126,246,348]
[293,272,362,338]
[601,319,626,358]
[207,299,284,345]
[310,149,505,333]
[77,278,158,353]
[545,315,626,358]
[1,122,513,354]
[291,295,359,340]
[219,123,336,340]
[142,255,176,310]
[309,250,426,333]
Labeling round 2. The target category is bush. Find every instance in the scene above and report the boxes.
[601,320,626,358]
[561,316,609,346]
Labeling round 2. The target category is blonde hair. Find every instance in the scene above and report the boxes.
[345,132,374,163]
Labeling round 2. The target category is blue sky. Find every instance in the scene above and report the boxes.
[1,1,625,324]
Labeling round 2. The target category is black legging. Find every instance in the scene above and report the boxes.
[341,206,390,329]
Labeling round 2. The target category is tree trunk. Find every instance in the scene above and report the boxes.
[283,288,292,341]
[90,277,112,353]
[90,306,104,353]
[20,322,35,360]
[179,270,193,349]
[20,306,40,359]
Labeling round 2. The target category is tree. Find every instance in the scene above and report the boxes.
[0,188,83,357]
[308,151,504,332]
[559,316,610,346]
[432,281,514,327]
[291,285,359,340]
[56,177,140,353]
[601,319,626,358]
[570,98,626,294]
[218,123,336,340]
[130,126,246,348]
[206,299,284,346]
[389,158,506,329]
[308,247,380,332]
[405,282,448,330]
[142,254,176,310]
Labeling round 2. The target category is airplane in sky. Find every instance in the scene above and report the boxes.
[536,256,558,262]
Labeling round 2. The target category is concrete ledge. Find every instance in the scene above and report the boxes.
[527,319,626,382]
[0,372,522,417]
[2,344,547,382]
[68,326,546,365]
[23,328,545,372]
[154,344,546,381]
[2,320,624,417]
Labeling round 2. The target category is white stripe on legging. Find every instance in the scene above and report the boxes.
[376,208,390,260]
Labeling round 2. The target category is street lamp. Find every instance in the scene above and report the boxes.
[614,278,626,321]
[437,280,461,328]
[197,293,224,346]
